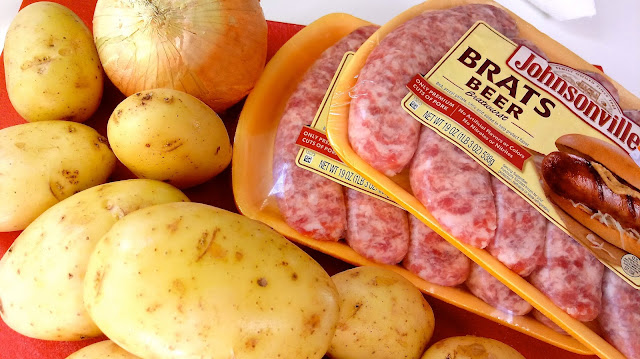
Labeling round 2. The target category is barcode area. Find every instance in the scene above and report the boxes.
[302,151,315,164]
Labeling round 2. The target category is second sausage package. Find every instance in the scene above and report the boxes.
[325,1,640,359]
[234,9,591,357]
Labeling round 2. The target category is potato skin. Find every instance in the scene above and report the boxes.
[328,266,435,359]
[421,336,525,359]
[66,340,140,358]
[0,179,188,340]
[84,202,339,359]
[4,2,103,122]
[0,121,116,231]
[107,88,232,189]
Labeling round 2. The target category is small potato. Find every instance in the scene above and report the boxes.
[0,179,188,340]
[421,336,525,359]
[4,2,103,122]
[328,266,435,359]
[0,121,116,231]
[107,88,232,188]
[66,340,140,358]
[84,202,339,359]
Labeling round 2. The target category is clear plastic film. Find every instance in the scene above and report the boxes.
[324,1,640,359]
[233,9,592,357]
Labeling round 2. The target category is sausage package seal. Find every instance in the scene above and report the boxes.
[233,11,592,355]
[323,1,640,359]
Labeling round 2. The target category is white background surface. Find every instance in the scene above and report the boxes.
[0,0,639,98]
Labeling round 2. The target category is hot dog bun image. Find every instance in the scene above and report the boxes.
[541,134,640,258]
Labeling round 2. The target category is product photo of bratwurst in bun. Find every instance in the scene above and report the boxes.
[541,133,640,258]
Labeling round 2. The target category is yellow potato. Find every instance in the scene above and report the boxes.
[422,336,526,359]
[0,179,188,341]
[66,340,140,359]
[0,121,116,231]
[84,202,339,359]
[328,266,435,359]
[4,2,103,122]
[107,88,232,189]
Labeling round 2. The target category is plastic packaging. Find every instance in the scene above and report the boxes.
[233,12,591,355]
[325,1,640,359]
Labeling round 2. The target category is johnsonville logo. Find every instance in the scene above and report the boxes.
[507,46,640,154]
[404,21,640,168]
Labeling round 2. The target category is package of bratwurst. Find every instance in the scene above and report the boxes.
[324,1,640,359]
[233,10,591,356]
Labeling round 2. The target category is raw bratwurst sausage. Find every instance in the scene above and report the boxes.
[403,215,470,286]
[465,263,532,316]
[348,4,518,176]
[529,224,604,322]
[599,268,640,359]
[272,26,378,241]
[487,178,547,276]
[531,309,566,334]
[345,189,409,264]
[410,127,497,248]
[624,110,640,126]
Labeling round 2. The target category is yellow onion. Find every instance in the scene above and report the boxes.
[93,0,267,112]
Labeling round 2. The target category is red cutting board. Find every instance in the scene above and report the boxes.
[0,1,599,358]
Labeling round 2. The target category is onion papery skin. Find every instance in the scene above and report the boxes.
[93,0,268,112]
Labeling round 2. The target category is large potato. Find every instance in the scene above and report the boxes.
[84,202,339,359]
[107,88,232,188]
[66,340,140,359]
[0,121,116,231]
[4,2,103,122]
[0,179,188,340]
[328,266,435,359]
[421,336,525,359]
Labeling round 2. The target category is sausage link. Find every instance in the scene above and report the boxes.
[403,215,470,286]
[531,309,567,334]
[272,26,378,241]
[487,178,547,276]
[599,268,640,359]
[465,263,532,316]
[345,189,409,264]
[410,127,497,248]
[348,4,518,176]
[624,110,640,126]
[529,224,604,322]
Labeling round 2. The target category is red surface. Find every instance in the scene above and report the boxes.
[0,1,599,358]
